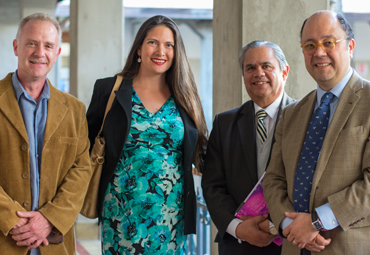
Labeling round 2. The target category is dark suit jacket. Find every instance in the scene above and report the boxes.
[87,76,198,234]
[202,92,294,254]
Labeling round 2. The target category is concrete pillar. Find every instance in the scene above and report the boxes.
[69,0,124,106]
[211,1,328,254]
[213,0,244,115]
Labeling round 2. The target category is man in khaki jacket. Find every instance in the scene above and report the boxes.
[0,13,92,254]
[263,10,370,255]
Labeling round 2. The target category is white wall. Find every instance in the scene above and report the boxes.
[352,21,370,81]
[178,22,201,58]
[353,21,370,61]
[0,24,18,79]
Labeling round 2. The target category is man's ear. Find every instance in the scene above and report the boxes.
[13,39,19,57]
[282,65,289,81]
[348,39,355,59]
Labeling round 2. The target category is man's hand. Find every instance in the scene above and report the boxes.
[236,215,276,247]
[257,217,270,234]
[12,217,29,230]
[305,233,331,252]
[283,212,318,249]
[9,211,53,249]
[239,215,271,234]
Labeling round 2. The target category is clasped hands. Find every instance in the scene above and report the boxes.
[10,211,53,249]
[235,214,277,247]
[283,212,331,252]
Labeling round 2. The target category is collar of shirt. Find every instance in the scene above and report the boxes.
[254,92,283,120]
[254,92,283,134]
[12,70,51,103]
[316,68,353,107]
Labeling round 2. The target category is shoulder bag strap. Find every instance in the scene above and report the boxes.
[98,75,123,135]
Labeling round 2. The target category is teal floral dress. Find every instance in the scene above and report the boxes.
[101,88,187,255]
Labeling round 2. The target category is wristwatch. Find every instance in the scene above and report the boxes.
[269,220,278,235]
[311,211,323,231]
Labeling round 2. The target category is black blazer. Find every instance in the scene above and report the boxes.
[201,93,294,254]
[87,76,198,234]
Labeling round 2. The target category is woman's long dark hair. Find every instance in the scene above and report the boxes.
[117,15,208,169]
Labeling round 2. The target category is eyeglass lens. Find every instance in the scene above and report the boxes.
[304,41,335,54]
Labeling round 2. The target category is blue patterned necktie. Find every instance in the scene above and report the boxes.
[293,92,334,212]
[256,109,267,144]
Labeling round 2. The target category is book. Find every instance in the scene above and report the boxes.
[235,172,283,246]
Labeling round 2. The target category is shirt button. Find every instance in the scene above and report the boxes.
[21,144,27,151]
[23,201,29,207]
[259,148,263,153]
[22,173,28,179]
[332,221,336,225]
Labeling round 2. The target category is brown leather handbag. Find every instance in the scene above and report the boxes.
[80,75,123,218]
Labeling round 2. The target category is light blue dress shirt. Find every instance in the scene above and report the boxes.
[12,71,49,255]
[281,68,353,231]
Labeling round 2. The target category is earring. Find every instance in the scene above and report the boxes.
[138,56,141,63]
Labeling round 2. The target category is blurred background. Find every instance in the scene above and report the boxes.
[1,0,369,254]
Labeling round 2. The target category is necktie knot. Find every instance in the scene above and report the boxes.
[321,92,334,106]
[256,109,267,121]
[256,109,267,144]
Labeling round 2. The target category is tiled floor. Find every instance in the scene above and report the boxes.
[76,239,101,255]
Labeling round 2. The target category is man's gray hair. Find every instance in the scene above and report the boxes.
[238,40,288,75]
[16,13,62,45]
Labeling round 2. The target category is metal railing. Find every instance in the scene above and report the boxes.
[186,189,211,255]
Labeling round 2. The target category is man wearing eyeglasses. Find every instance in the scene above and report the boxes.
[263,10,370,255]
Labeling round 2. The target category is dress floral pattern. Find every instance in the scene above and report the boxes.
[101,88,186,255]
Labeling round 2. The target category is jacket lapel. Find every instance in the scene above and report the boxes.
[238,101,258,183]
[0,73,28,143]
[287,91,317,186]
[43,84,68,146]
[237,93,294,183]
[178,104,197,171]
[311,72,362,198]
[115,78,133,124]
[270,92,294,159]
[107,78,132,158]
[274,92,292,131]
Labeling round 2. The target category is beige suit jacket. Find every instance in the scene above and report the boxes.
[0,73,92,254]
[263,71,370,255]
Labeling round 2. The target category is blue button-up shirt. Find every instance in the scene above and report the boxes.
[12,71,49,255]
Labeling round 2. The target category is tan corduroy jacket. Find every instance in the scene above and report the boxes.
[0,73,92,255]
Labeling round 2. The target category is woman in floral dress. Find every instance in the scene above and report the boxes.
[87,15,208,254]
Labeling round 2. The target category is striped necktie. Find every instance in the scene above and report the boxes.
[256,109,268,144]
